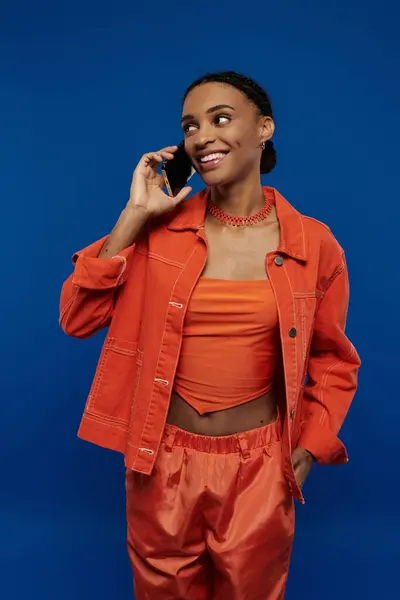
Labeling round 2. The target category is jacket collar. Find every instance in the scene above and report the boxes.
[167,186,307,262]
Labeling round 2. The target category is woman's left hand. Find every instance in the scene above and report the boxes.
[291,447,316,488]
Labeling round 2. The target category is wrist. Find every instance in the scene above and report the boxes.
[124,203,151,223]
[304,449,316,463]
[297,447,316,463]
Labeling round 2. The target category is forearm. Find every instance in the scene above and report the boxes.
[296,254,360,465]
[297,361,358,466]
[98,205,149,258]
[60,206,148,337]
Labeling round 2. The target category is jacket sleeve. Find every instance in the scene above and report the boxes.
[59,236,136,338]
[297,252,361,465]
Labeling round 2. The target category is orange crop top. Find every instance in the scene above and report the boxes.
[174,277,280,415]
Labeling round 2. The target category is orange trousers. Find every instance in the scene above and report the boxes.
[125,415,294,600]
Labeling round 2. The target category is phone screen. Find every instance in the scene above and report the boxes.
[162,142,196,196]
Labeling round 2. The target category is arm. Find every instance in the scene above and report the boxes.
[297,252,361,465]
[59,146,192,339]
[59,206,148,338]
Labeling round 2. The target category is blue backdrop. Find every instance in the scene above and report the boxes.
[1,0,399,598]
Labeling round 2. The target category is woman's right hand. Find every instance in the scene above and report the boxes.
[127,146,192,217]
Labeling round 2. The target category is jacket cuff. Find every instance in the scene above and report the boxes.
[71,237,133,290]
[297,423,349,465]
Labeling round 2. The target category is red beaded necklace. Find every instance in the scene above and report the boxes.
[207,193,272,227]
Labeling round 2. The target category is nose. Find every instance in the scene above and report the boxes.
[193,122,216,150]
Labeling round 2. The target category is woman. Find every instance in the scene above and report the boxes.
[60,71,360,599]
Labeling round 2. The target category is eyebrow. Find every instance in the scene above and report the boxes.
[181,104,235,123]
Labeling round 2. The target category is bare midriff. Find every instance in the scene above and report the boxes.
[167,388,278,436]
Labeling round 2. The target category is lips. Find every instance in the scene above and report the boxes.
[197,151,229,171]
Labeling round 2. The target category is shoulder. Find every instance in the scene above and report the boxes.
[298,213,347,290]
[273,187,345,269]
[301,214,344,258]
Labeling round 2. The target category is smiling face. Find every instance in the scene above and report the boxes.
[181,82,274,187]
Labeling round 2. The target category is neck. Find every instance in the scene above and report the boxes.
[209,172,265,216]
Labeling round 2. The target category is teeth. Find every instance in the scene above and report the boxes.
[200,153,226,163]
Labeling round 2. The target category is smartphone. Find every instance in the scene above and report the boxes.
[162,142,196,196]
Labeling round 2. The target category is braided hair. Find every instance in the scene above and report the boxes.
[183,71,276,174]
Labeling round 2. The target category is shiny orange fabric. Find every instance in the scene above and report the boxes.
[126,414,294,600]
[174,277,279,414]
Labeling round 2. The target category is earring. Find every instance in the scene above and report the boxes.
[261,141,266,150]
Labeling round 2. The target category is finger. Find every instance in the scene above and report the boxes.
[141,154,164,172]
[159,145,179,154]
[172,186,192,205]
[158,151,175,160]
[143,152,163,164]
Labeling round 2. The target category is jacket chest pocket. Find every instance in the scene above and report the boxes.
[87,337,139,425]
[293,293,321,363]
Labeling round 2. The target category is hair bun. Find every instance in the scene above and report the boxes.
[261,140,277,174]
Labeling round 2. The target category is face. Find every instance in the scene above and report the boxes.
[181,82,274,186]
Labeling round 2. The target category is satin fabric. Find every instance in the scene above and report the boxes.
[126,415,294,600]
[174,278,280,414]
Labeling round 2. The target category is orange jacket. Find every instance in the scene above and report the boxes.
[59,187,360,503]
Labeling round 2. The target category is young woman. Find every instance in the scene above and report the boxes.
[60,71,360,600]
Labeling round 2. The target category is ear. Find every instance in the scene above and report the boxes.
[259,116,275,145]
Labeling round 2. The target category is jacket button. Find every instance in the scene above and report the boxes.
[290,408,295,420]
[289,327,297,338]
[274,256,284,266]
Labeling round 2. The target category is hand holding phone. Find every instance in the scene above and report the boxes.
[162,141,196,196]
[127,146,192,217]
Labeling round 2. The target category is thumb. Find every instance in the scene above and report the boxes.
[171,186,192,207]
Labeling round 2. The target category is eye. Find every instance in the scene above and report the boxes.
[214,114,231,125]
[183,123,197,134]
